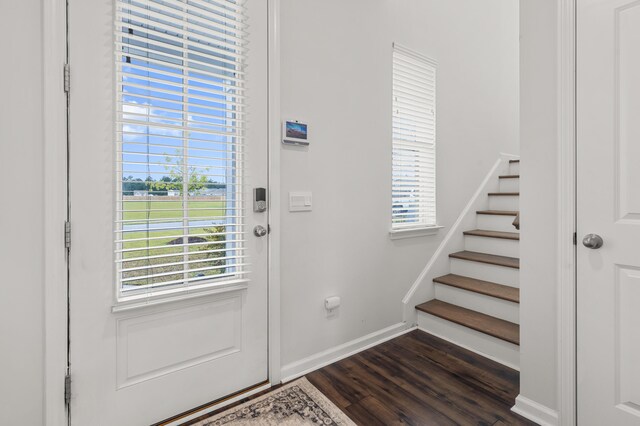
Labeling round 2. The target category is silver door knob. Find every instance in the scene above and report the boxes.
[582,234,603,249]
[253,225,268,237]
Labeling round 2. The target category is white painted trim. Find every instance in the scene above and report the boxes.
[164,382,273,426]
[389,225,443,240]
[401,154,516,323]
[416,326,519,371]
[557,0,577,424]
[267,0,282,386]
[512,395,560,426]
[280,323,414,383]
[43,0,69,425]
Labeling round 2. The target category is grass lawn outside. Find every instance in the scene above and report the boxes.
[120,198,238,288]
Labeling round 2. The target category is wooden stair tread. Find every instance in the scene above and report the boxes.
[463,229,519,240]
[449,250,519,269]
[509,159,520,163]
[416,300,519,345]
[433,274,519,303]
[488,192,519,196]
[476,210,518,216]
[498,175,520,179]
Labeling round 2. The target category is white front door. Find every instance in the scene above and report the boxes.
[68,0,269,424]
[577,0,640,424]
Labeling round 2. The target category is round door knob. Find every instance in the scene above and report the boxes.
[582,233,603,249]
[253,225,268,237]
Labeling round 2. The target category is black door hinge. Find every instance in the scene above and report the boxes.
[573,232,577,245]
[64,374,71,406]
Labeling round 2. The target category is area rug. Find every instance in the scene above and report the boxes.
[190,377,356,426]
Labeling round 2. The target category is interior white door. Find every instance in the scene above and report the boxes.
[68,0,269,424]
[577,0,640,424]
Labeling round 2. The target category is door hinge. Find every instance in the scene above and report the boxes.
[65,221,71,250]
[63,63,70,93]
[64,374,71,406]
[573,232,577,245]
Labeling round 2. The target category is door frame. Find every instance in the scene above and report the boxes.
[42,1,282,424]
[558,0,577,424]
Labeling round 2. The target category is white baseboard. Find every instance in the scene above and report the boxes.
[511,395,559,426]
[280,322,415,383]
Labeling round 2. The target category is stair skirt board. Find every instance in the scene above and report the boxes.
[435,284,519,324]
[477,214,520,233]
[489,195,520,211]
[464,235,520,258]
[499,178,520,193]
[450,258,519,287]
[417,312,519,370]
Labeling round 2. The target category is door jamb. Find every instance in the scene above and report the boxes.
[557,0,577,424]
[43,0,69,425]
[267,0,282,386]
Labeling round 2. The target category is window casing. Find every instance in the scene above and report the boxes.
[114,0,247,300]
[391,43,437,231]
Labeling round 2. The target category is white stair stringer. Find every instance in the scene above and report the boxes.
[417,311,520,370]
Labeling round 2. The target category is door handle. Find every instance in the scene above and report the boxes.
[582,233,603,249]
[253,225,268,237]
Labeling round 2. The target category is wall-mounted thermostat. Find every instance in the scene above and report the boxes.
[282,119,309,146]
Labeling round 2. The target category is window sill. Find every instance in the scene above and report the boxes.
[112,279,249,313]
[389,225,443,240]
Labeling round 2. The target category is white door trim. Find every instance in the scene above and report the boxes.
[42,2,283,424]
[43,0,69,424]
[557,0,577,424]
[267,0,282,386]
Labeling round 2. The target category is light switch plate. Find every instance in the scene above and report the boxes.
[289,191,312,212]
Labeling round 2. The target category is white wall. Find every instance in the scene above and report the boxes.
[0,0,45,423]
[518,0,559,413]
[279,0,520,368]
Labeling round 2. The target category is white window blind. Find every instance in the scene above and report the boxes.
[114,0,247,298]
[391,43,437,230]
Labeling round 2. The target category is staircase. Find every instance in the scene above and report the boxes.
[416,159,521,368]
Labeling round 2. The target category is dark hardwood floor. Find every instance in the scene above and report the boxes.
[183,329,535,425]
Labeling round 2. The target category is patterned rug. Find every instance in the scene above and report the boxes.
[190,378,356,426]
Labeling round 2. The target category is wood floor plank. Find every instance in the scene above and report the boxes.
[181,330,535,426]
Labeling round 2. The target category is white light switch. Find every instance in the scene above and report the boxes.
[289,191,312,212]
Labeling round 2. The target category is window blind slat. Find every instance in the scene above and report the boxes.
[115,0,247,297]
[392,44,437,230]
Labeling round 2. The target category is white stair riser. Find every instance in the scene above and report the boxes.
[464,235,519,257]
[476,214,519,233]
[509,162,520,175]
[489,195,519,211]
[499,178,519,193]
[450,258,519,287]
[435,284,519,324]
[417,312,520,369]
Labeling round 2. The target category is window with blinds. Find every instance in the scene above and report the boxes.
[114,0,247,298]
[391,43,437,230]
